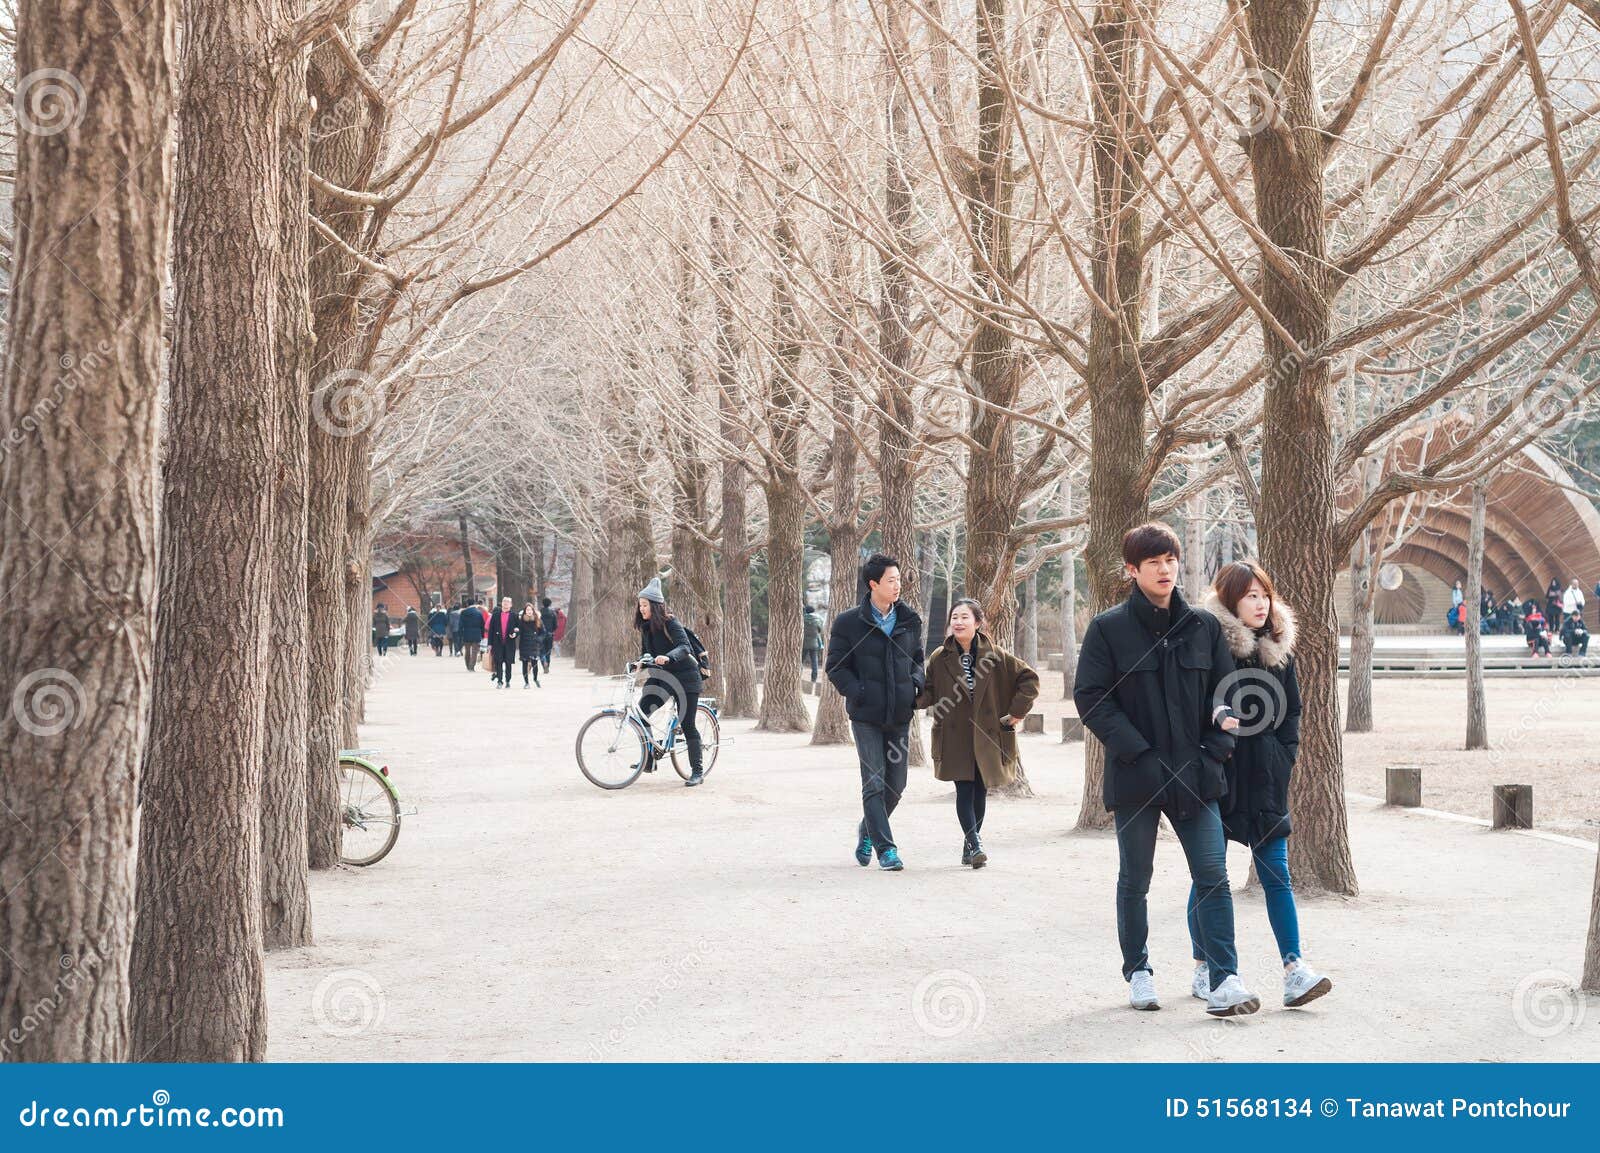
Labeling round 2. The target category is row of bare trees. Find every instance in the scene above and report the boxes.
[3,0,1599,1062]
[0,0,743,1060]
[480,1,1600,986]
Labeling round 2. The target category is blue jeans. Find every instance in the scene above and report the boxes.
[1189,836,1300,965]
[1114,800,1237,991]
[851,721,908,854]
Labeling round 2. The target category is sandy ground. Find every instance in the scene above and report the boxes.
[1027,670,1600,843]
[265,653,1600,1061]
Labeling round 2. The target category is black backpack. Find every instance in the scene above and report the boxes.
[683,625,711,677]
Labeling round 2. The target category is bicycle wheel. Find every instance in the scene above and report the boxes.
[670,704,720,780]
[339,761,401,866]
[576,709,650,790]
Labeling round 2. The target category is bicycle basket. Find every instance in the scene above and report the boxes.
[589,673,639,711]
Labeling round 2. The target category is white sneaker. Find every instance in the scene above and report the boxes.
[1282,960,1332,1008]
[1204,973,1261,1017]
[1191,963,1210,1000]
[1128,969,1160,1011]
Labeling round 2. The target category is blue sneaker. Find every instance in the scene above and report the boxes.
[879,847,904,871]
[855,835,873,867]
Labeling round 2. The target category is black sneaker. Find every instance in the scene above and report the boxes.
[685,769,704,787]
[968,838,988,869]
[961,844,973,866]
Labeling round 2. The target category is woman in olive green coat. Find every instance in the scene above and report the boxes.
[915,598,1041,867]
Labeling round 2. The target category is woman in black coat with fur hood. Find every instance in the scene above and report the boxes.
[1196,561,1333,1010]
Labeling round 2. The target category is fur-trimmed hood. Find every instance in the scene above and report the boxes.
[1202,589,1297,669]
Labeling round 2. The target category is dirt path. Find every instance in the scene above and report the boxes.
[265,654,1600,1061]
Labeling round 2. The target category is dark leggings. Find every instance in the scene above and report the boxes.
[522,657,540,685]
[639,681,702,772]
[954,776,988,846]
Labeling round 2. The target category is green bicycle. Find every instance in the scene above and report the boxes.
[338,749,404,866]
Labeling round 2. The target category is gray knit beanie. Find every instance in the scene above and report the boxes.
[638,577,666,604]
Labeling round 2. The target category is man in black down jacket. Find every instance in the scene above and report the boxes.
[1073,522,1259,1017]
[825,553,924,871]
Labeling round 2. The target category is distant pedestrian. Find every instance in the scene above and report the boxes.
[1561,613,1588,657]
[428,605,448,656]
[487,595,519,688]
[458,598,487,671]
[540,598,558,672]
[1561,578,1584,621]
[403,606,421,655]
[372,604,391,657]
[802,604,824,684]
[448,603,462,655]
[518,603,545,687]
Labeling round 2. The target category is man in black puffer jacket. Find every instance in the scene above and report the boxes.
[825,553,924,871]
[1074,521,1259,1017]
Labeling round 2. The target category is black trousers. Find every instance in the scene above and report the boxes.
[954,775,988,846]
[521,657,540,684]
[540,634,554,671]
[491,643,517,682]
[639,679,702,773]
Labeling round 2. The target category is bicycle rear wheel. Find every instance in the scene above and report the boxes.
[670,705,720,780]
[576,709,649,789]
[339,761,401,866]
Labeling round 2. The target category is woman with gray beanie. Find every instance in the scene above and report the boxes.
[634,577,705,786]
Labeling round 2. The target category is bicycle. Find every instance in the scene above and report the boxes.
[575,660,722,790]
[337,749,407,866]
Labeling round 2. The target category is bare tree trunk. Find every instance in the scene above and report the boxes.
[876,2,918,609]
[1243,0,1357,895]
[872,1,931,779]
[569,549,595,669]
[1344,538,1375,733]
[304,35,376,870]
[1061,553,1079,699]
[1584,848,1600,992]
[262,47,314,948]
[1344,457,1381,733]
[1078,3,1149,831]
[670,238,718,653]
[812,284,862,745]
[0,0,173,1062]
[132,0,283,1061]
[1022,565,1039,667]
[813,515,861,745]
[1184,492,1206,596]
[962,0,1024,659]
[757,163,810,732]
[596,506,655,675]
[1465,476,1489,749]
[341,470,374,745]
[711,211,760,718]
